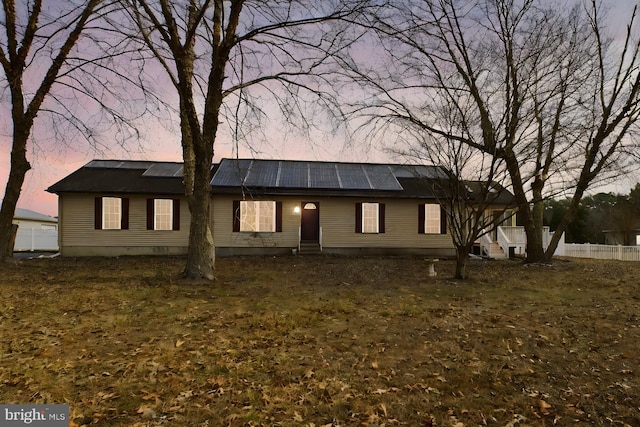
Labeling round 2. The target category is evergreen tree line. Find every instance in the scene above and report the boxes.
[544,184,640,245]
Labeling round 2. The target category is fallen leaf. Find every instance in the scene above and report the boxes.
[142,392,160,401]
[539,399,552,415]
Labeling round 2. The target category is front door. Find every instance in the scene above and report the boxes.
[300,202,320,241]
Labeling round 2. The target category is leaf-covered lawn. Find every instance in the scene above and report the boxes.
[0,256,638,426]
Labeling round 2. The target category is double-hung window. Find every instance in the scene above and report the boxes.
[355,202,385,234]
[424,204,441,234]
[102,197,121,229]
[418,203,446,234]
[147,199,180,230]
[233,200,282,232]
[362,202,379,233]
[95,197,129,230]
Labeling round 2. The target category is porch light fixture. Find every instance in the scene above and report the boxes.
[294,206,301,214]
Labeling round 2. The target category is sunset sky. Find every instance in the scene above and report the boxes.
[1,1,639,218]
[0,109,389,217]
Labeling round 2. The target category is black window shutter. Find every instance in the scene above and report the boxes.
[355,203,362,233]
[121,198,130,230]
[418,204,425,234]
[173,199,180,231]
[275,201,283,232]
[440,206,447,235]
[146,199,154,230]
[233,200,240,232]
[94,197,102,230]
[378,203,385,233]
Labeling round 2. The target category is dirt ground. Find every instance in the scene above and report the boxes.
[0,255,638,426]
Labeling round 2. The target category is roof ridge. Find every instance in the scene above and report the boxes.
[218,157,441,168]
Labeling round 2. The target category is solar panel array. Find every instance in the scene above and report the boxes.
[211,159,404,191]
[82,158,446,191]
[85,160,185,177]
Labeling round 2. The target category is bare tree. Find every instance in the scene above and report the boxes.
[349,0,640,263]
[124,0,369,280]
[0,0,144,258]
[410,139,513,279]
[381,106,513,279]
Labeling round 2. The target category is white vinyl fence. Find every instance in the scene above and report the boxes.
[562,243,640,261]
[14,228,59,252]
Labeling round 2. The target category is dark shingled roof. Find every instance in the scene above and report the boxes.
[47,159,514,204]
[47,160,185,195]
[464,181,515,206]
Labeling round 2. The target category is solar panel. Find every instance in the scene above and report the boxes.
[391,164,448,179]
[366,165,402,190]
[244,160,279,187]
[278,162,308,188]
[309,163,340,188]
[210,159,253,186]
[86,160,153,169]
[392,166,417,178]
[336,163,371,189]
[143,163,184,177]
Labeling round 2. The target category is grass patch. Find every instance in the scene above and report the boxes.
[1,256,639,426]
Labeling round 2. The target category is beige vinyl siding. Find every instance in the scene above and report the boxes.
[59,193,189,254]
[321,198,453,249]
[212,195,298,248]
[212,194,453,250]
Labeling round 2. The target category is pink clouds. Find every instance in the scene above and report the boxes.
[0,124,183,217]
[1,114,390,218]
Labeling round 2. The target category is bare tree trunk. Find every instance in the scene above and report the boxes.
[454,245,470,280]
[129,0,364,280]
[542,183,589,262]
[503,151,547,263]
[183,153,215,280]
[0,133,30,258]
[183,196,214,280]
[527,178,546,262]
[0,0,104,258]
[524,220,545,262]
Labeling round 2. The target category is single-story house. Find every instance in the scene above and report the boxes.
[14,208,58,230]
[13,208,59,252]
[47,158,516,257]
